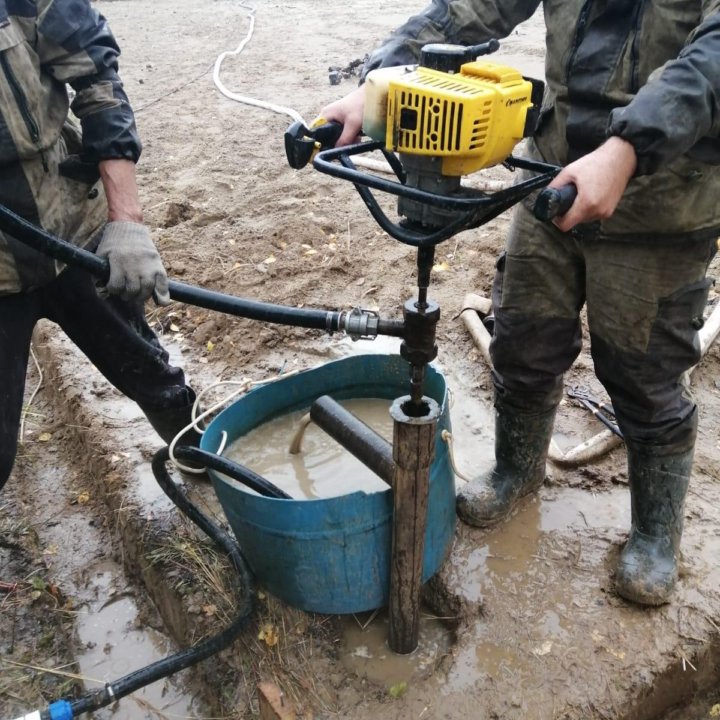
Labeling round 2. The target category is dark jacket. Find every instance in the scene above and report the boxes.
[360,0,720,239]
[0,0,141,293]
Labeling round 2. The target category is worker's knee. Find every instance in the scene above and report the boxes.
[591,332,697,444]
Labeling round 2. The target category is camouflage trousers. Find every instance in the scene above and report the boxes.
[0,265,192,490]
[489,203,717,451]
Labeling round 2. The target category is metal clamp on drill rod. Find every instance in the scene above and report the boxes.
[341,306,405,341]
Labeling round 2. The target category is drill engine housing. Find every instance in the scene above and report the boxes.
[363,53,543,228]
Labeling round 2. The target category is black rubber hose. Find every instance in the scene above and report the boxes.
[310,395,394,485]
[0,203,344,332]
[67,446,255,717]
[174,445,292,499]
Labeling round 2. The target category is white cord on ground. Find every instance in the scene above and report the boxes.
[212,1,305,125]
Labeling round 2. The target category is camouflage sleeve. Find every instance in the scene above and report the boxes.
[35,0,141,163]
[608,10,720,175]
[359,0,542,82]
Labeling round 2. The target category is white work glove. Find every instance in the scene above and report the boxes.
[96,221,171,305]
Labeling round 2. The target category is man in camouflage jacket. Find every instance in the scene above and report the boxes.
[0,0,200,492]
[320,0,720,605]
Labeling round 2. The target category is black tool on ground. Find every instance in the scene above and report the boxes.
[567,386,623,438]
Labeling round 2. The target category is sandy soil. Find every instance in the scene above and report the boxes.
[2,1,720,719]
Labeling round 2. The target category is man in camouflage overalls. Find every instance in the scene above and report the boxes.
[320,0,720,605]
[0,0,200,492]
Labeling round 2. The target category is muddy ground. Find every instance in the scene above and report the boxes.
[2,1,720,719]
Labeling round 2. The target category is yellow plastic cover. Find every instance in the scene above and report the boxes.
[385,61,534,175]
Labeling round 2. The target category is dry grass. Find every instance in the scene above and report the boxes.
[144,516,341,718]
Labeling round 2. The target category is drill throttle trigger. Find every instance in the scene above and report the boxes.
[533,184,578,221]
[284,119,343,170]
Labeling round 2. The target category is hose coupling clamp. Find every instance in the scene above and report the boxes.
[343,307,380,341]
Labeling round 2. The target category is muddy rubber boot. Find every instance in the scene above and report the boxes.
[456,397,557,528]
[614,444,693,606]
[141,389,205,472]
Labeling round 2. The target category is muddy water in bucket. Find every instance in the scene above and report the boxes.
[224,398,393,499]
[203,354,456,614]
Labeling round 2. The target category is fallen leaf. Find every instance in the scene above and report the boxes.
[532,640,553,657]
[258,623,279,647]
[432,261,450,272]
[170,323,180,332]
[38,432,52,442]
[77,491,90,504]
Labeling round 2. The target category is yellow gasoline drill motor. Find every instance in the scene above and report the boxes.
[361,42,543,228]
[286,40,544,232]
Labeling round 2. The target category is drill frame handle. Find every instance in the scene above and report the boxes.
[284,119,343,170]
[533,184,578,221]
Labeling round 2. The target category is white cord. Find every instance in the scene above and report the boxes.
[212,2,306,125]
[168,368,304,474]
[441,429,471,485]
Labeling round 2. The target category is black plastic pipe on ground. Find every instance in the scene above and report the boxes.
[42,446,257,719]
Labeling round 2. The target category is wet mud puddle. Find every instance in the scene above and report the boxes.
[21,445,202,719]
[74,560,201,720]
[339,608,454,688]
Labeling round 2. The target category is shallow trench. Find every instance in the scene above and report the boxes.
[5,323,719,720]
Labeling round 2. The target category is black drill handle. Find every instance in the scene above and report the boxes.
[284,119,344,169]
[533,184,578,221]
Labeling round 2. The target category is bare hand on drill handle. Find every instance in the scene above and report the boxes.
[548,136,637,231]
[318,85,366,147]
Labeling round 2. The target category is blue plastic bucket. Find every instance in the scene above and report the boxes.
[201,353,456,614]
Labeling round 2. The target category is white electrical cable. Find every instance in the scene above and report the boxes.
[168,369,304,474]
[212,1,306,125]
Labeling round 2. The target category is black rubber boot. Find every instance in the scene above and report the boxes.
[614,443,693,606]
[456,395,557,528]
[141,389,205,471]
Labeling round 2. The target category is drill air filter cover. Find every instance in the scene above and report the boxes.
[385,61,536,176]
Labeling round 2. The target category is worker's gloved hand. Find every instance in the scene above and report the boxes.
[96,221,171,305]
